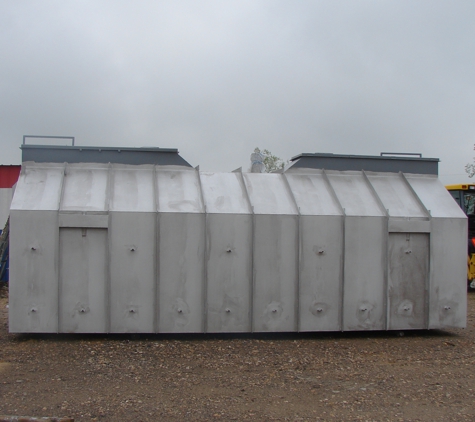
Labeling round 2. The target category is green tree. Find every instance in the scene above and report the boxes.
[466,144,475,178]
[252,147,285,173]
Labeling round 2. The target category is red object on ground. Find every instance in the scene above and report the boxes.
[0,165,21,188]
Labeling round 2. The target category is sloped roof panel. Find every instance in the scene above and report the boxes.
[242,173,298,215]
[156,167,204,213]
[60,164,109,212]
[10,163,64,211]
[325,171,385,217]
[109,165,155,212]
[200,172,251,214]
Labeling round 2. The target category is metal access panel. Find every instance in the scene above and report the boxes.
[9,211,59,333]
[388,233,428,330]
[299,215,343,331]
[206,214,252,333]
[59,228,108,333]
[158,213,205,333]
[342,216,386,330]
[109,213,156,333]
[252,214,298,332]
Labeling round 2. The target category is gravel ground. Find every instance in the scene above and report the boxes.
[0,284,474,422]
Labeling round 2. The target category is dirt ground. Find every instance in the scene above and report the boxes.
[0,285,474,422]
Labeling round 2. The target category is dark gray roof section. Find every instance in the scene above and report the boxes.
[287,153,439,175]
[21,145,192,167]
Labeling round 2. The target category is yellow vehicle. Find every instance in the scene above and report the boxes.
[446,184,475,289]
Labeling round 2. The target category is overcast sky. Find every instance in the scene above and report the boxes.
[1,0,474,183]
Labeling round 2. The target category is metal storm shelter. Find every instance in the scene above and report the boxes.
[9,148,467,333]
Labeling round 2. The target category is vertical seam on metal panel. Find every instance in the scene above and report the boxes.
[362,170,390,331]
[57,163,68,333]
[195,168,207,333]
[238,171,254,333]
[322,170,345,331]
[282,173,301,332]
[153,165,159,333]
[399,172,431,329]
[105,163,112,333]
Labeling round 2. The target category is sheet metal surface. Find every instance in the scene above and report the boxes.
[8,163,467,333]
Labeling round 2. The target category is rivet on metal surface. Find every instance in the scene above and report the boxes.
[31,247,36,251]
[316,308,323,313]
[225,308,231,313]
[444,306,451,310]
[129,309,136,313]
[130,247,136,252]
[80,308,86,313]
[30,308,37,313]
[272,309,277,313]
[177,308,183,313]
[226,248,232,253]
[403,307,410,311]
[360,307,367,312]
[318,249,324,255]
[405,249,412,254]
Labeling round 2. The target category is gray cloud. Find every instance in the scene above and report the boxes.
[1,0,474,183]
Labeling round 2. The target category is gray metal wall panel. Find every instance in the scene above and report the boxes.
[59,228,108,333]
[206,214,252,333]
[299,215,343,332]
[343,216,386,331]
[388,233,429,330]
[428,218,467,329]
[110,213,156,333]
[158,213,205,333]
[9,211,59,333]
[253,214,299,332]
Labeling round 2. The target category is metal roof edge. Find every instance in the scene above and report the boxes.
[290,152,440,162]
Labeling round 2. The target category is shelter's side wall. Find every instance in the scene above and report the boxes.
[9,210,59,333]
[158,213,205,333]
[110,212,156,333]
[299,215,343,332]
[428,217,467,329]
[59,227,108,333]
[206,214,252,333]
[343,216,387,331]
[253,214,298,332]
[9,167,468,333]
